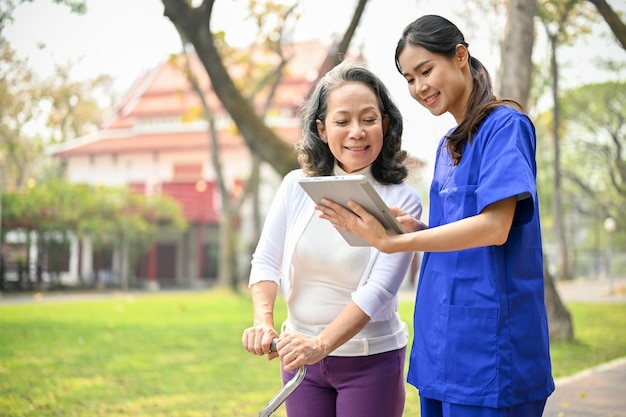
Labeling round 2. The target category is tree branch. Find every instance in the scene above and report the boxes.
[162,0,298,176]
[587,0,626,50]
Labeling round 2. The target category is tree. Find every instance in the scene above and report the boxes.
[171,2,303,289]
[530,0,624,339]
[41,63,114,143]
[0,1,110,197]
[559,82,625,287]
[496,0,576,340]
[0,38,44,190]
[0,41,113,188]
[537,0,600,283]
[560,81,626,222]
[1,179,187,288]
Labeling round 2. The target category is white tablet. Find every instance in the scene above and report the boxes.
[298,175,405,246]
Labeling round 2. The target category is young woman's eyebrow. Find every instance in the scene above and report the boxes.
[403,59,432,77]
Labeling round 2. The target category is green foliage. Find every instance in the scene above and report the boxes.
[49,0,87,14]
[0,291,624,417]
[244,0,301,51]
[210,1,301,101]
[0,36,112,196]
[0,39,44,189]
[534,80,626,270]
[558,81,625,247]
[560,81,626,201]
[537,0,599,45]
[1,179,188,255]
[41,66,114,143]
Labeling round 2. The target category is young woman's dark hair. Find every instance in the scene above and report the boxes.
[296,61,408,184]
[395,14,521,165]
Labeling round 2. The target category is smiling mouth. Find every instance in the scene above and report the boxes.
[346,146,369,152]
[424,93,439,105]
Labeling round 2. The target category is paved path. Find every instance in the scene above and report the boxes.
[554,277,626,304]
[543,356,626,417]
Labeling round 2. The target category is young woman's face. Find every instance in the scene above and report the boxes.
[397,43,471,124]
[316,82,387,173]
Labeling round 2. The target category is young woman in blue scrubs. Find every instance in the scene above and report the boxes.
[317,15,555,417]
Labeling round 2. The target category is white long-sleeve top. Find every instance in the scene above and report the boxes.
[249,167,423,356]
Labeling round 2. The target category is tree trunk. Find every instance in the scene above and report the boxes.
[217,209,239,289]
[496,0,536,105]
[544,261,574,340]
[549,31,572,282]
[497,0,574,341]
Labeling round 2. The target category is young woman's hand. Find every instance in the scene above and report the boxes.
[389,206,428,233]
[316,199,394,248]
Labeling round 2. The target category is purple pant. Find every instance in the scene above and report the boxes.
[281,347,406,417]
[419,397,547,417]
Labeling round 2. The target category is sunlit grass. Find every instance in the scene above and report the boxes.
[1,289,625,416]
[548,303,626,377]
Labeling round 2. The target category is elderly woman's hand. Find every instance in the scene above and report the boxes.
[242,324,280,361]
[276,333,328,372]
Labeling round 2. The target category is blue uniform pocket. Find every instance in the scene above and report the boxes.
[439,304,498,388]
[439,185,478,223]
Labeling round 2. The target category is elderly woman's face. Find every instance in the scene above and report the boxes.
[316,81,387,173]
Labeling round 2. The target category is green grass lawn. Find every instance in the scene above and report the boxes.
[1,289,625,417]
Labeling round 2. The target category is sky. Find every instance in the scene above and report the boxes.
[5,0,625,183]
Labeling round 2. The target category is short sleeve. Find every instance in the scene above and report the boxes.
[475,109,537,227]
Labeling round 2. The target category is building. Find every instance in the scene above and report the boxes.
[48,39,348,289]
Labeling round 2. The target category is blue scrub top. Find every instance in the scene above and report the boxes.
[407,106,555,408]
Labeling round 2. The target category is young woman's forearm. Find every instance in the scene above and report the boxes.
[378,196,517,254]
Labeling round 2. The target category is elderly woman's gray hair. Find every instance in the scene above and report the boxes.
[295,61,408,185]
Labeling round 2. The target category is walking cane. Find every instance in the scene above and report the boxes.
[259,339,307,417]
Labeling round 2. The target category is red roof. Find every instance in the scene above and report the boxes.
[50,39,347,159]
